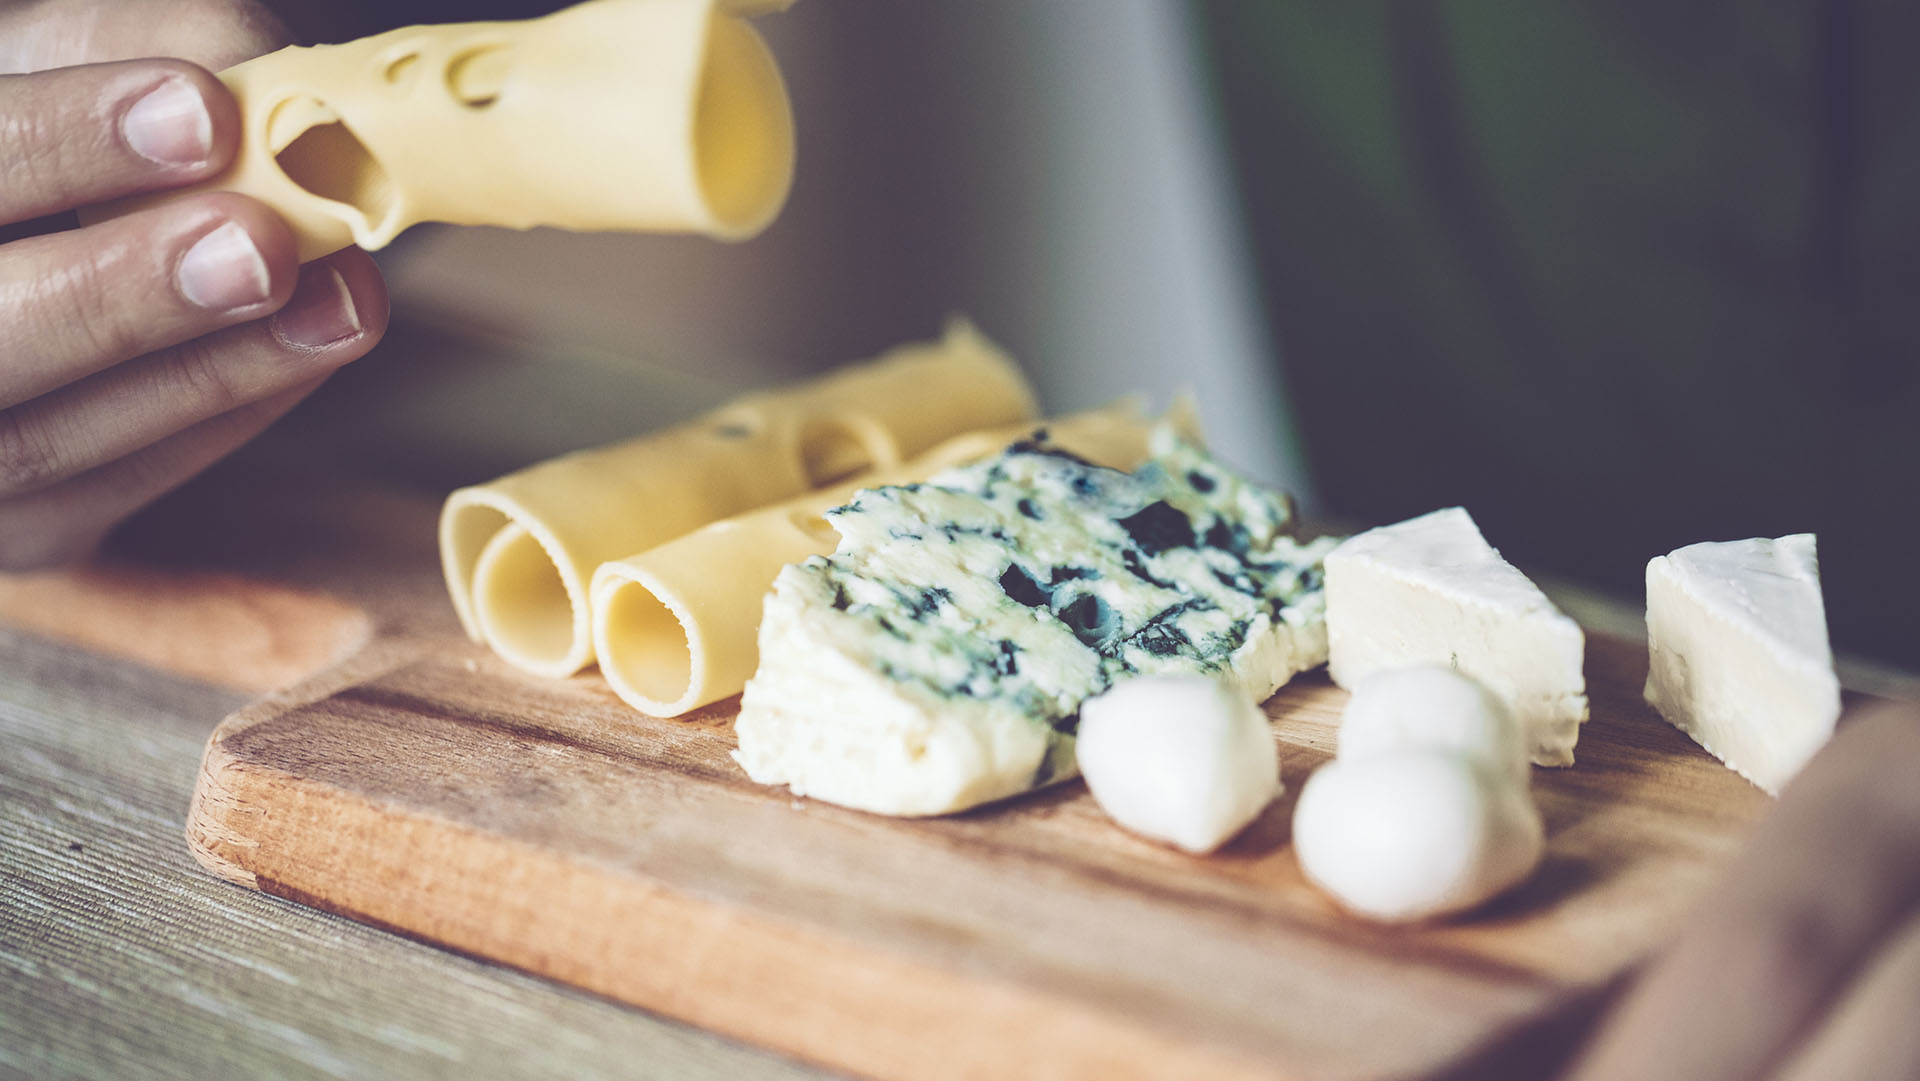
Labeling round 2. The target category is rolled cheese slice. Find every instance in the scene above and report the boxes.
[82,0,796,261]
[443,321,1037,678]
[591,399,1181,717]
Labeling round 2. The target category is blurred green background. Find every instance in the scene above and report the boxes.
[241,1,1915,666]
[1200,3,1918,666]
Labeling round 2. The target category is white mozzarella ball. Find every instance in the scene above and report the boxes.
[1339,665,1528,787]
[1292,750,1544,922]
[1077,675,1281,853]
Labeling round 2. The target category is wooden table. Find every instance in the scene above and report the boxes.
[0,601,841,1081]
[0,306,844,1080]
[7,314,1914,1081]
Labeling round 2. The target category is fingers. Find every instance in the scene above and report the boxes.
[0,59,239,220]
[1773,911,1920,1081]
[0,378,320,571]
[1,192,301,407]
[0,2,324,573]
[1563,702,1920,1081]
[0,247,386,499]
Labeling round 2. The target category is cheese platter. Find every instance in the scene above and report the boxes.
[0,456,1774,1081]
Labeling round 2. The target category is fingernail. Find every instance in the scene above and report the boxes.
[177,222,270,312]
[123,78,213,165]
[271,266,362,349]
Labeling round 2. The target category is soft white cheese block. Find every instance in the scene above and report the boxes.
[1293,749,1544,923]
[1077,675,1281,853]
[1324,507,1588,766]
[1338,665,1529,788]
[733,430,1336,816]
[1643,534,1841,795]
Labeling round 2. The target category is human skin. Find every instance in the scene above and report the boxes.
[9,5,1916,1077]
[1558,699,1920,1081]
[0,0,388,569]
[1429,699,1920,1080]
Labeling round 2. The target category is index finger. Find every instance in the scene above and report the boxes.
[0,59,239,224]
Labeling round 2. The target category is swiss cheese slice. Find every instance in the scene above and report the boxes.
[1644,534,1842,794]
[441,321,1037,678]
[83,0,796,260]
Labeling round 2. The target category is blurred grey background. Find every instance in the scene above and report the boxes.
[260,0,1299,493]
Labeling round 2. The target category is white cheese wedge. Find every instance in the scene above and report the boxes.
[733,430,1336,816]
[1643,534,1842,795]
[1324,507,1588,766]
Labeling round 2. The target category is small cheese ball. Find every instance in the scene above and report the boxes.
[1338,665,1529,787]
[1292,749,1544,922]
[1077,675,1281,853]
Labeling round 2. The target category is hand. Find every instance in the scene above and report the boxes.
[0,0,389,570]
[1430,699,1920,1080]
[1559,699,1920,1081]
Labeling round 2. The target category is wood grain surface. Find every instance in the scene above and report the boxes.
[3,477,1774,1081]
[0,623,830,1081]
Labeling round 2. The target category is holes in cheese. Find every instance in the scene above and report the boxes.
[472,522,579,676]
[442,321,1040,679]
[78,0,801,261]
[797,417,882,488]
[445,42,510,108]
[788,510,840,545]
[383,51,421,85]
[594,565,699,715]
[270,109,399,234]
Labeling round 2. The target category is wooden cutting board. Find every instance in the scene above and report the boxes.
[0,472,1772,1081]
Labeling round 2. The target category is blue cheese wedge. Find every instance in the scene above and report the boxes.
[1644,535,1841,795]
[732,431,1337,816]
